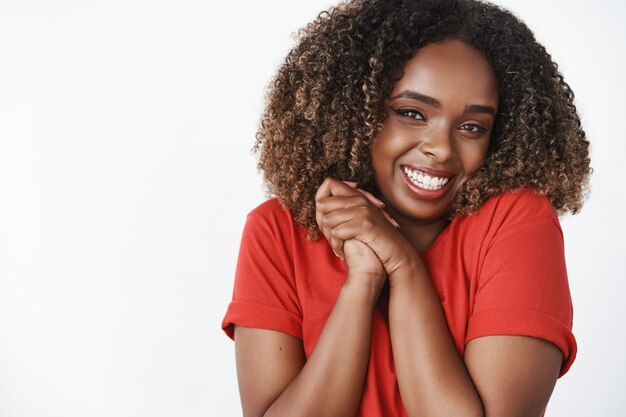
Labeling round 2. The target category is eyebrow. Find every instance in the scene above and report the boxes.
[464,104,497,117]
[391,90,497,117]
[392,90,440,107]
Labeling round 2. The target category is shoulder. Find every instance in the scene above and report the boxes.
[483,188,555,214]
[244,198,310,245]
[246,198,295,229]
[249,198,288,216]
[446,188,562,252]
[463,188,559,231]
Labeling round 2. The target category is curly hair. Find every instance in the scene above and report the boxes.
[254,0,591,238]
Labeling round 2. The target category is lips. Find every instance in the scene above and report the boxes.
[402,166,450,190]
[400,165,455,199]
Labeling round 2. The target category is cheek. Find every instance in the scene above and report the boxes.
[458,140,490,174]
[371,128,396,169]
[372,122,413,162]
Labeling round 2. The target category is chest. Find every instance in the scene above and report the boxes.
[293,238,482,357]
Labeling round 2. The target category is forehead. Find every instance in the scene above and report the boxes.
[392,39,499,107]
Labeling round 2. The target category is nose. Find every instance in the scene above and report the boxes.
[418,125,456,163]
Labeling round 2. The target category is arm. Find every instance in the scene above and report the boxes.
[235,327,305,417]
[464,335,562,417]
[234,181,388,417]
[387,255,484,417]
[318,179,568,416]
[234,270,378,417]
[387,257,562,417]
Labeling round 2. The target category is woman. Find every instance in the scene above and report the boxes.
[222,0,590,415]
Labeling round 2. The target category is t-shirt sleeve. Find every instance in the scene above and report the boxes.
[465,201,577,377]
[221,208,303,341]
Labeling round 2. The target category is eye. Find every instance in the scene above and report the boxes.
[459,123,487,134]
[395,108,425,121]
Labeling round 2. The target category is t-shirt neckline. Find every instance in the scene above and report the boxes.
[421,218,454,259]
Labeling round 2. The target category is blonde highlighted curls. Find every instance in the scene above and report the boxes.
[254,0,590,238]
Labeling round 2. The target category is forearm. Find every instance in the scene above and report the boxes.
[263,278,377,417]
[388,257,483,417]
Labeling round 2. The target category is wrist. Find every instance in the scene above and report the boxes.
[387,252,427,287]
[384,240,422,275]
[341,274,384,307]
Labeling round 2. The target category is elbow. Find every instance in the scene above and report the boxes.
[412,409,483,417]
[455,403,484,417]
[470,407,486,417]
[430,399,484,417]
[467,397,486,417]
[242,404,272,417]
[404,394,484,417]
[459,390,485,417]
[409,403,484,417]
[448,406,484,417]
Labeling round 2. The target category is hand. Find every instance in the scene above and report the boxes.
[315,177,412,275]
[341,239,386,295]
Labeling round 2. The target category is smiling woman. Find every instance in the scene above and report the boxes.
[220,0,590,416]
[371,39,498,247]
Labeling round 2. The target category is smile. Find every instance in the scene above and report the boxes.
[402,166,450,191]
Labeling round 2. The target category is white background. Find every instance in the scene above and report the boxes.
[0,0,624,416]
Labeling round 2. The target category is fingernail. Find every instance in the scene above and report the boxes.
[387,215,400,228]
[342,181,358,188]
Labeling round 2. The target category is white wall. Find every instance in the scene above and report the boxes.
[0,0,623,416]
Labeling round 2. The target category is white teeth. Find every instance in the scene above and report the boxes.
[402,166,450,191]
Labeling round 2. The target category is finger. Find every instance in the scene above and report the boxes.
[329,221,365,244]
[319,208,356,245]
[315,195,349,231]
[320,208,353,260]
[380,209,400,228]
[316,195,369,218]
[315,194,373,234]
[315,177,360,203]
[315,179,361,230]
[342,181,358,189]
[349,188,398,228]
[354,188,385,209]
[330,234,345,261]
[315,178,339,229]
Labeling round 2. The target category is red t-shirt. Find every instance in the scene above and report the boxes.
[222,189,576,416]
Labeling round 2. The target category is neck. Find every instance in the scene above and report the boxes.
[396,215,450,254]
